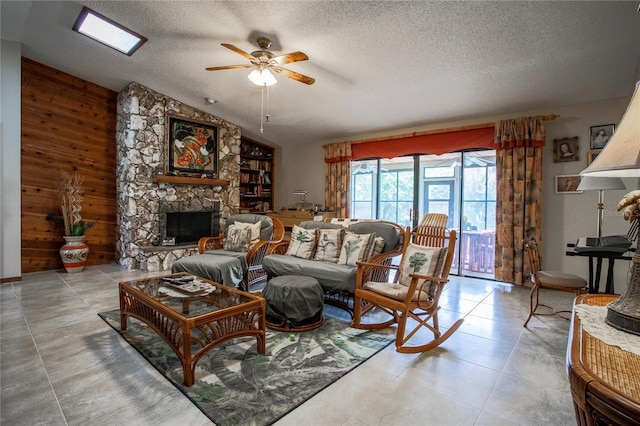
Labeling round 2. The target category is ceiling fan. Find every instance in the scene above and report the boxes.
[206,37,315,86]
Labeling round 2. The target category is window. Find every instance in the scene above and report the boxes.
[350,150,496,278]
[351,160,377,219]
[379,168,413,226]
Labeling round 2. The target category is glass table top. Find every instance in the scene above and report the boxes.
[121,274,256,318]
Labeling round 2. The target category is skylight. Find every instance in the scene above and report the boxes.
[72,7,147,56]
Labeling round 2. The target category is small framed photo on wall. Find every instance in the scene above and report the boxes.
[553,137,579,163]
[587,150,601,165]
[590,124,615,150]
[555,174,583,194]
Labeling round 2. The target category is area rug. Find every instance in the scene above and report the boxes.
[99,310,395,426]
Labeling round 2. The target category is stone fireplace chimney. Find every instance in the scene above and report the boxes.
[115,82,241,271]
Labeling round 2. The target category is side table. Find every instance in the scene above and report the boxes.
[565,247,632,294]
[567,294,640,425]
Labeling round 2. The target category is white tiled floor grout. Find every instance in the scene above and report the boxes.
[1,264,576,425]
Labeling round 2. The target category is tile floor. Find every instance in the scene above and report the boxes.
[1,264,577,425]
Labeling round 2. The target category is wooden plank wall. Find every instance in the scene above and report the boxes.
[21,58,118,273]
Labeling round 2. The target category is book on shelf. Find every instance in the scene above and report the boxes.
[241,159,272,171]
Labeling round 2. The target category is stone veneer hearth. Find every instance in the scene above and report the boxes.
[116,82,241,271]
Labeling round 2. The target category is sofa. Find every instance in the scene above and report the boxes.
[172,214,284,291]
[263,219,408,312]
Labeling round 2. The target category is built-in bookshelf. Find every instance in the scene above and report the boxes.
[240,138,274,213]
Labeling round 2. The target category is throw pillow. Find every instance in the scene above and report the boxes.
[313,228,344,262]
[224,223,253,252]
[367,236,386,260]
[235,221,261,243]
[337,232,376,266]
[397,244,448,299]
[286,225,317,259]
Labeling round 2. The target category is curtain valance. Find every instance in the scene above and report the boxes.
[349,127,495,160]
[494,116,546,150]
[324,141,353,164]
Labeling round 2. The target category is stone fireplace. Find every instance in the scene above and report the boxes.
[115,82,241,271]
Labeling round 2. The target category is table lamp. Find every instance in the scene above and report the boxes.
[293,190,308,210]
[576,176,626,238]
[580,80,640,335]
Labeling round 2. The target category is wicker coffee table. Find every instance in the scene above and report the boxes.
[119,273,265,386]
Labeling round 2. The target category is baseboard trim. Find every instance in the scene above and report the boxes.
[1,276,22,284]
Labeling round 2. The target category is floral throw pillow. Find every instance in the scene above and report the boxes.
[313,228,344,262]
[235,221,261,243]
[337,232,376,266]
[286,225,317,259]
[224,223,253,252]
[397,244,448,299]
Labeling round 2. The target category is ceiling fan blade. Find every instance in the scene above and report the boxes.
[221,43,255,61]
[272,51,309,65]
[205,64,251,71]
[272,66,315,85]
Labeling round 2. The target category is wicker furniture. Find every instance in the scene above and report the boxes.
[351,227,462,353]
[262,275,325,331]
[568,294,640,425]
[172,214,284,291]
[264,219,408,314]
[523,237,588,327]
[119,273,265,387]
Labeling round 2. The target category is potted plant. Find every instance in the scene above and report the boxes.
[47,171,95,272]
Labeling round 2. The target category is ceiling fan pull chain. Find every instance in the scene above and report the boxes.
[260,84,265,133]
[266,85,270,123]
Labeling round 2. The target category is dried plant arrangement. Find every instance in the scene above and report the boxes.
[46,171,96,236]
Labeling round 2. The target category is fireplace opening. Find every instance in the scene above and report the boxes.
[165,206,220,245]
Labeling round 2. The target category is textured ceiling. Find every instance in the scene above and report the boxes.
[2,1,639,148]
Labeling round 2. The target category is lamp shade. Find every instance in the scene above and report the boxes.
[580,80,640,335]
[580,81,640,177]
[576,176,626,191]
[248,68,277,86]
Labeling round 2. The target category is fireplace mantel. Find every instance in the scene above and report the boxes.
[154,175,231,187]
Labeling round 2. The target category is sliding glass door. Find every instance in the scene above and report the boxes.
[350,150,496,278]
[458,152,496,279]
[351,157,414,228]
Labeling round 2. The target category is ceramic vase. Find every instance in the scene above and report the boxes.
[59,236,89,273]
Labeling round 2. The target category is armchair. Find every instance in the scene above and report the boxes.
[351,227,462,353]
[172,214,284,291]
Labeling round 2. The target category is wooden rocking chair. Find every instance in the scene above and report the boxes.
[351,227,462,353]
[418,213,448,228]
[413,213,448,246]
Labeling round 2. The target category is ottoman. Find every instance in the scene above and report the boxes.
[262,275,324,331]
[171,253,245,289]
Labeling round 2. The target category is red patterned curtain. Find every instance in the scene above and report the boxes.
[494,116,545,285]
[324,142,352,217]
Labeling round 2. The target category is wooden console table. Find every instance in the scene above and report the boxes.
[567,294,640,425]
[267,210,336,230]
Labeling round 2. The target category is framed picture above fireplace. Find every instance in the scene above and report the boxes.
[166,115,218,176]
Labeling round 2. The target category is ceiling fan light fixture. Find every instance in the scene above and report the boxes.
[248,68,277,86]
